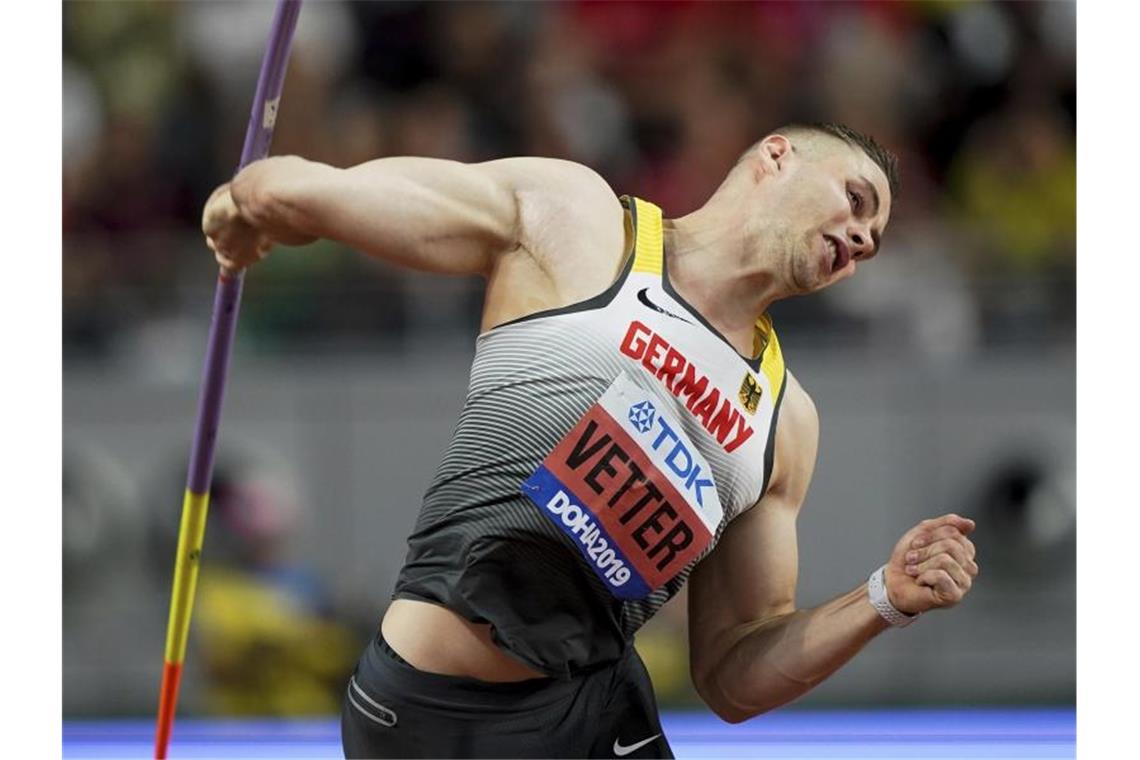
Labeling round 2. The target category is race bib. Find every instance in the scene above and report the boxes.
[521,372,723,600]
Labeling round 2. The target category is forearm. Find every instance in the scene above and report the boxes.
[703,583,889,722]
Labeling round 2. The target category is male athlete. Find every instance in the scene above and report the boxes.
[203,123,980,758]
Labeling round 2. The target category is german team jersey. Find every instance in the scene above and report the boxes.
[393,197,787,678]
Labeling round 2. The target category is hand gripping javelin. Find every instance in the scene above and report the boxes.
[153,2,303,757]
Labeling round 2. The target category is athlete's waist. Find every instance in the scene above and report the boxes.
[353,628,637,721]
[381,598,550,682]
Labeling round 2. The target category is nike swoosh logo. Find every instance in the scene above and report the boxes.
[637,288,692,324]
[613,733,661,756]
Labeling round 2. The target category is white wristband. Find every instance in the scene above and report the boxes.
[867,565,919,628]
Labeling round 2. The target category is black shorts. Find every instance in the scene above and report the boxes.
[341,632,674,759]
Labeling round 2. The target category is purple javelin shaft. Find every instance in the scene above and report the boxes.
[186,0,303,494]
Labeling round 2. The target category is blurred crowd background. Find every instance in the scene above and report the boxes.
[63,1,1075,719]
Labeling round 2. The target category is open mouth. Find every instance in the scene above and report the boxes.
[825,235,850,274]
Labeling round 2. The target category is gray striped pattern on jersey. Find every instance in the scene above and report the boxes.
[394,295,768,676]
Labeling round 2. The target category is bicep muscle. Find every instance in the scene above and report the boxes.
[688,375,818,677]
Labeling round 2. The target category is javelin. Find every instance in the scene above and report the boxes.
[153,2,303,757]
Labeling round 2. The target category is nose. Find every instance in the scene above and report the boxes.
[847,223,874,259]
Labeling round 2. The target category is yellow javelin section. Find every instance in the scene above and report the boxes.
[756,313,786,399]
[163,490,211,664]
[631,198,664,275]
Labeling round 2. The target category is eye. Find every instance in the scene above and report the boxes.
[847,188,863,212]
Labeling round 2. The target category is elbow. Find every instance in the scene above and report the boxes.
[701,692,765,725]
[710,704,757,725]
[692,669,765,725]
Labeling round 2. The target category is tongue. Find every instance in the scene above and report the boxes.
[833,244,849,273]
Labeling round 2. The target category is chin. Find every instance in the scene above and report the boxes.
[791,262,828,295]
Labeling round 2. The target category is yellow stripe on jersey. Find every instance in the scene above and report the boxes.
[163,489,211,664]
[624,194,785,398]
[756,313,785,399]
[631,198,664,275]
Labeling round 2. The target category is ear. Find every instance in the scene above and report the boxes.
[753,134,793,180]
[762,134,792,166]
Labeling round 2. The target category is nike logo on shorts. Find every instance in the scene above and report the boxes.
[637,288,691,324]
[613,733,661,756]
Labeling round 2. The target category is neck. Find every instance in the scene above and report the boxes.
[662,205,790,355]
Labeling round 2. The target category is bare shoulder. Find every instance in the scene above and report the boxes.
[481,157,625,266]
[767,371,820,502]
[778,372,819,442]
[481,156,616,195]
[478,158,628,329]
[481,156,620,212]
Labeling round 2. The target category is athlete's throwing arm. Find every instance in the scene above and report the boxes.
[202,147,979,729]
[203,155,627,331]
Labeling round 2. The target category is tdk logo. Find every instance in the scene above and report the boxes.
[628,401,656,433]
[629,405,715,509]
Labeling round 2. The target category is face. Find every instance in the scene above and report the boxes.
[746,135,893,295]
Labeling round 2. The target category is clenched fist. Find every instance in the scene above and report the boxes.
[884,513,978,615]
[202,182,274,275]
